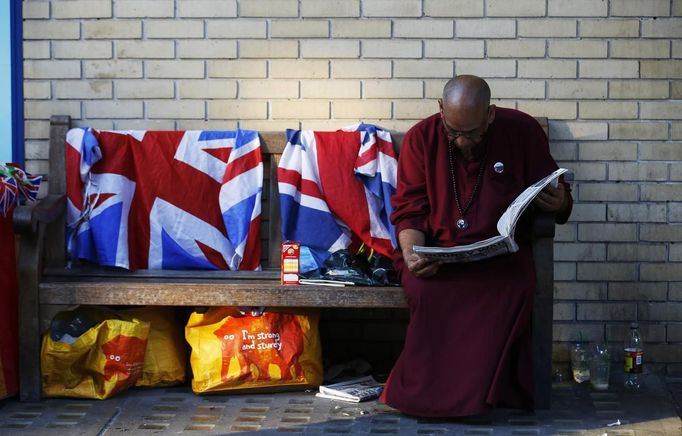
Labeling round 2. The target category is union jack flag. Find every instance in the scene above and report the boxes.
[277,123,397,270]
[66,129,263,271]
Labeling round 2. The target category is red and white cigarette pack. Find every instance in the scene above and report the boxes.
[281,241,300,285]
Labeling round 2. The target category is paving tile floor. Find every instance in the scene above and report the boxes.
[1,374,680,435]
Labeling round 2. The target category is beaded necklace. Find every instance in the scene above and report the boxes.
[447,139,487,230]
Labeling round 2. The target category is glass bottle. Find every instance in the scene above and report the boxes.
[623,322,643,391]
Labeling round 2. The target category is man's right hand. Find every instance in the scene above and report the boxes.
[403,248,441,278]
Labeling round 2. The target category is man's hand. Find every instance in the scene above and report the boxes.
[534,182,567,213]
[403,248,441,278]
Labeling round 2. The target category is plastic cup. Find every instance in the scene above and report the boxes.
[590,344,610,390]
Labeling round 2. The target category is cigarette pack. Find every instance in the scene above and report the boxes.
[281,241,300,285]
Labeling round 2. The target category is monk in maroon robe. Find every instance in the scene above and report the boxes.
[381,75,572,417]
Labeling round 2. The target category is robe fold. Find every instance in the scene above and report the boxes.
[382,108,572,417]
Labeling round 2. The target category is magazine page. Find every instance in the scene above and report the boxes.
[317,376,384,402]
[496,168,567,237]
[413,235,516,263]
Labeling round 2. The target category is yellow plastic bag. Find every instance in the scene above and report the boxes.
[185,307,323,394]
[122,307,186,387]
[41,307,150,399]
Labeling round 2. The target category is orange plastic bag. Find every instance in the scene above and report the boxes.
[121,307,186,388]
[41,307,150,399]
[185,307,323,394]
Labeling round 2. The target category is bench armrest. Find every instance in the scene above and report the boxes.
[13,194,66,235]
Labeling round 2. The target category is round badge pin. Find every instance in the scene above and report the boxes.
[493,161,504,174]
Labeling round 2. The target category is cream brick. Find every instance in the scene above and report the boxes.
[115,1,175,18]
[24,161,49,176]
[24,41,50,60]
[85,60,143,79]
[576,302,637,319]
[147,100,205,119]
[332,101,392,119]
[53,41,112,60]
[609,80,669,99]
[208,60,267,78]
[641,184,682,201]
[178,120,238,130]
[456,20,515,38]
[394,19,453,38]
[550,141,578,160]
[424,0,483,17]
[179,80,237,99]
[487,0,545,17]
[611,0,670,17]
[55,80,112,99]
[272,60,329,79]
[241,40,299,58]
[607,204,667,223]
[608,244,667,262]
[178,40,237,59]
[301,0,359,17]
[25,140,49,160]
[517,100,578,120]
[579,19,639,37]
[641,224,682,242]
[24,101,81,120]
[395,60,453,78]
[610,122,668,140]
[85,100,143,119]
[642,19,682,38]
[553,323,602,342]
[331,60,391,78]
[145,60,204,79]
[115,120,176,130]
[548,80,607,99]
[24,81,51,100]
[579,142,637,160]
[673,164,682,180]
[675,0,682,15]
[674,41,682,59]
[363,0,421,17]
[117,80,174,99]
[608,323,666,342]
[394,100,439,120]
[240,0,299,17]
[611,40,670,59]
[549,121,608,140]
[641,264,682,281]
[331,20,391,38]
[271,20,328,38]
[563,162,606,181]
[566,203,605,221]
[518,19,576,37]
[363,80,423,98]
[208,100,268,119]
[487,79,545,99]
[178,0,237,17]
[548,0,607,17]
[518,60,576,78]
[555,223,577,241]
[641,102,682,120]
[54,1,111,19]
[83,20,142,39]
[425,79,450,98]
[240,80,299,98]
[549,41,607,58]
[301,80,361,99]
[674,245,682,262]
[674,81,682,98]
[117,41,173,59]
[554,282,607,301]
[554,243,606,261]
[145,20,204,38]
[641,61,682,78]
[271,101,330,119]
[424,40,485,58]
[23,2,49,19]
[609,162,668,181]
[488,40,545,58]
[579,183,638,201]
[455,60,515,78]
[241,120,294,131]
[363,40,421,58]
[23,20,80,40]
[578,223,637,241]
[207,20,267,38]
[24,61,80,79]
[553,302,576,320]
[579,101,637,119]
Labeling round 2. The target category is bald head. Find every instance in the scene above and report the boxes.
[441,75,491,114]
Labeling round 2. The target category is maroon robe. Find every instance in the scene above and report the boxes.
[382,108,572,417]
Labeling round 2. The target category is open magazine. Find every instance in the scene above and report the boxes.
[315,376,384,402]
[413,168,568,263]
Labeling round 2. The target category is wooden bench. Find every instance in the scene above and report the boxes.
[14,115,556,408]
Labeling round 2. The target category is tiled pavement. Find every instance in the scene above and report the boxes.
[1,374,680,435]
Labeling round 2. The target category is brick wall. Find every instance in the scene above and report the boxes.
[22,0,682,373]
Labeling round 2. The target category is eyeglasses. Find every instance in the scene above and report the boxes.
[441,114,488,142]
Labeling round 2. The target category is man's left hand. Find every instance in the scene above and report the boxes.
[534,182,567,213]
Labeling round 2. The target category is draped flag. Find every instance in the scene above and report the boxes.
[66,129,262,271]
[278,123,397,270]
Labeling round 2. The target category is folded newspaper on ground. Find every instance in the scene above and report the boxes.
[413,168,568,263]
[316,376,384,403]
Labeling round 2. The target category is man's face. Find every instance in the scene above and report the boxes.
[439,101,495,153]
